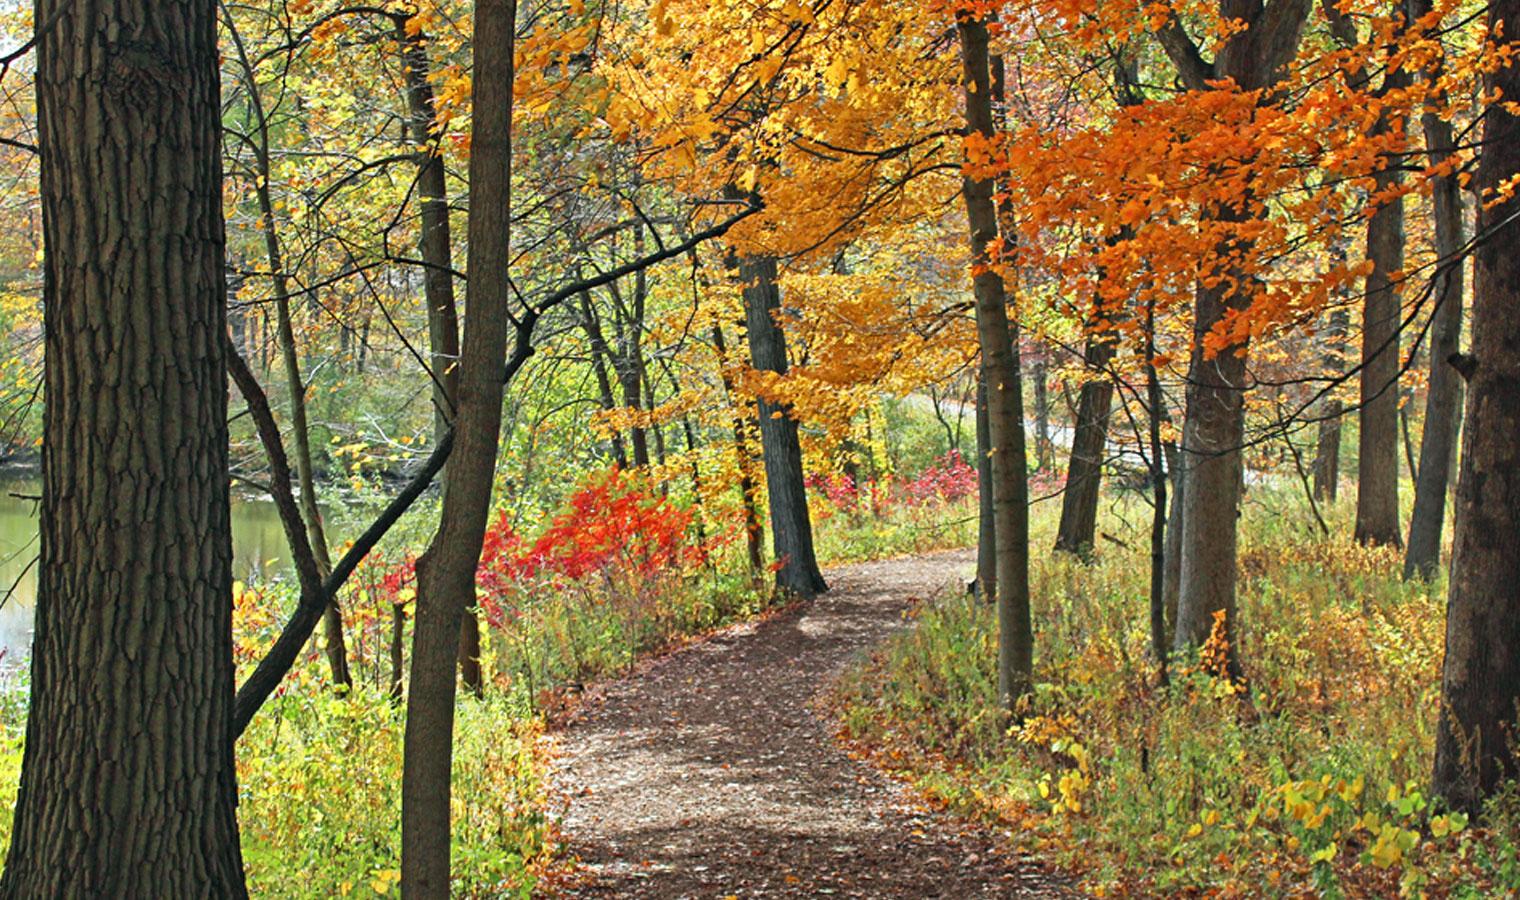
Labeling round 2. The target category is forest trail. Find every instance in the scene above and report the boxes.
[547,548,1081,899]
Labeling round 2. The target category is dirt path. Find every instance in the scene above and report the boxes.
[547,548,1080,899]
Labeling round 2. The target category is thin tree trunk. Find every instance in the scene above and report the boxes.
[1162,444,1185,637]
[1313,308,1349,502]
[1432,0,1520,811]
[0,0,248,889]
[1147,298,1170,680]
[711,322,766,581]
[975,373,996,599]
[1403,0,1466,580]
[960,11,1032,708]
[580,292,629,467]
[1032,356,1052,471]
[400,0,515,893]
[397,17,481,696]
[225,17,352,689]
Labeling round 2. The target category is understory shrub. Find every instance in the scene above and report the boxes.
[831,492,1513,899]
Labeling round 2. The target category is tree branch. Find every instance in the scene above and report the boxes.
[532,205,761,316]
[227,339,454,737]
[1153,18,1213,90]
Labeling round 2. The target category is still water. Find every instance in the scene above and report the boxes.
[0,478,302,659]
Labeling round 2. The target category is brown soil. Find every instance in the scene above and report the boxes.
[546,548,1083,899]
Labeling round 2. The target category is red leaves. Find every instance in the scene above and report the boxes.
[349,467,713,633]
[501,467,705,583]
[808,451,979,515]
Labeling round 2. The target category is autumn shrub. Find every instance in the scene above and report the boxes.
[831,494,1507,899]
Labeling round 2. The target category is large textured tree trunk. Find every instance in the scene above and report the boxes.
[400,0,515,894]
[1431,0,1520,815]
[736,253,828,597]
[1055,336,1116,556]
[0,0,248,892]
[1313,308,1349,502]
[397,21,481,695]
[960,11,1033,708]
[1403,3,1466,581]
[1354,79,1410,548]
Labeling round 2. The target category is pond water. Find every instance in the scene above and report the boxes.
[0,477,306,661]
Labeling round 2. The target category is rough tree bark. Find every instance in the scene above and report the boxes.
[735,251,828,597]
[400,0,515,893]
[1431,0,1520,815]
[1054,334,1116,556]
[1403,0,1466,580]
[960,10,1033,708]
[1161,0,1310,669]
[1354,102,1409,549]
[0,0,248,891]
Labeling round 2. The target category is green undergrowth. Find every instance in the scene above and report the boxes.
[830,487,1520,900]
[812,495,978,563]
[0,481,960,896]
[237,685,551,899]
[230,563,779,897]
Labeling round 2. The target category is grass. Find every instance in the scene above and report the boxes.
[829,480,1520,899]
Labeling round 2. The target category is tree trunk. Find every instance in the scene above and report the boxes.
[0,0,248,891]
[1403,3,1466,580]
[1161,0,1310,674]
[711,322,766,581]
[1032,356,1052,471]
[959,11,1033,708]
[1146,299,1170,678]
[1354,85,1409,549]
[1162,446,1185,637]
[735,252,828,597]
[400,0,515,894]
[1173,275,1248,678]
[398,19,481,694]
[1431,0,1520,814]
[975,373,996,599]
[1055,336,1116,556]
[1313,308,1349,502]
[580,292,629,467]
